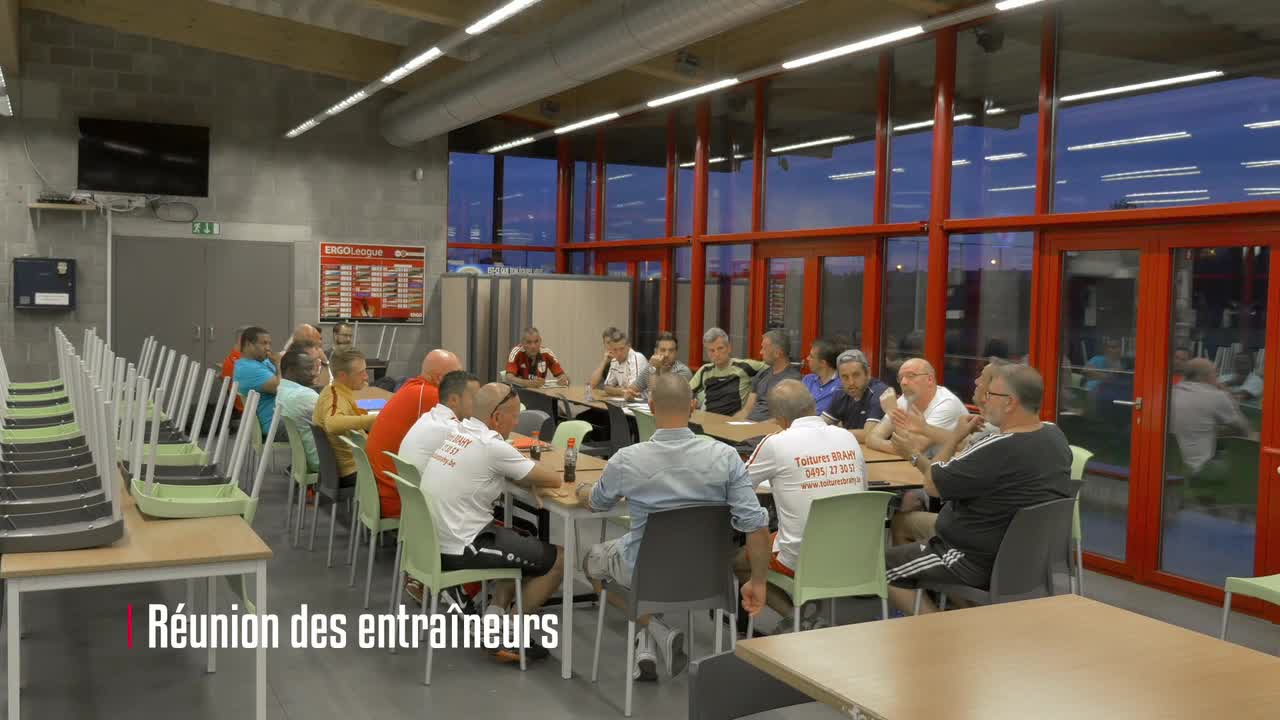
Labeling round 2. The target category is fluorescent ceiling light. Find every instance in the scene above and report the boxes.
[1102,171,1200,181]
[781,26,924,70]
[1125,189,1208,197]
[1127,196,1210,204]
[1102,166,1197,179]
[1068,131,1190,152]
[1242,160,1280,168]
[984,152,1027,162]
[466,0,543,35]
[1060,71,1223,103]
[607,173,633,182]
[325,90,367,116]
[1244,187,1280,192]
[285,119,318,138]
[613,201,644,208]
[647,78,740,108]
[952,159,971,166]
[771,135,855,153]
[0,94,12,118]
[1246,189,1280,196]
[1244,120,1280,130]
[829,167,903,180]
[995,0,1044,10]
[485,136,535,153]
[893,113,972,132]
[988,184,1035,192]
[381,47,443,84]
[554,112,620,135]
[987,107,1007,115]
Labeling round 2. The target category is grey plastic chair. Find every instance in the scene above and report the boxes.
[688,651,815,720]
[515,409,553,440]
[583,401,633,459]
[914,495,1077,612]
[307,420,359,568]
[515,387,559,423]
[590,504,739,717]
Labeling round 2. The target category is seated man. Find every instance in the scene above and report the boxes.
[274,347,321,471]
[865,358,967,458]
[365,349,461,519]
[577,374,772,681]
[400,370,482,473]
[1171,358,1252,476]
[883,364,1073,614]
[736,380,866,631]
[734,330,801,422]
[690,327,767,416]
[233,326,280,437]
[590,328,649,398]
[505,326,569,388]
[312,348,376,486]
[626,331,692,401]
[1221,352,1264,402]
[423,383,566,661]
[822,349,890,441]
[801,337,843,416]
[327,321,354,358]
[281,323,332,386]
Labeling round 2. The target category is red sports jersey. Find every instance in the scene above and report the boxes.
[506,347,565,380]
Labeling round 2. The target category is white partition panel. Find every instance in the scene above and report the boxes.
[530,276,631,385]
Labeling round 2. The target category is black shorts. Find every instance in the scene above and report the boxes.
[441,522,558,577]
[884,539,978,589]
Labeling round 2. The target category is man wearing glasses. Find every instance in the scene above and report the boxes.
[422,382,565,662]
[864,358,968,458]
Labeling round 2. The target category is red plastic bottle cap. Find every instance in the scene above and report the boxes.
[567,438,575,448]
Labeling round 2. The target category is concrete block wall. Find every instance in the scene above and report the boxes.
[0,9,448,381]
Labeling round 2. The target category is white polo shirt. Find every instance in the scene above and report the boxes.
[745,416,867,571]
[896,385,968,457]
[422,417,534,555]
[604,348,650,389]
[399,404,460,475]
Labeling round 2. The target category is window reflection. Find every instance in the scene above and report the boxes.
[604,113,668,240]
[881,237,928,390]
[447,152,494,243]
[944,233,1033,402]
[889,40,936,223]
[705,244,751,358]
[708,87,754,235]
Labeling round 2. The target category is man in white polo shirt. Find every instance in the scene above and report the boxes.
[735,379,867,632]
[422,382,565,662]
[590,328,650,397]
[399,370,481,474]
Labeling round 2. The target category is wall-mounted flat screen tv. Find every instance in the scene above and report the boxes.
[77,118,210,197]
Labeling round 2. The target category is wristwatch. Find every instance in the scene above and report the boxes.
[909,453,921,467]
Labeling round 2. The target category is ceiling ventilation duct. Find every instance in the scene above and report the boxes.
[380,0,806,146]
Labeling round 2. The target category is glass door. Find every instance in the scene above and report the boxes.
[596,249,670,356]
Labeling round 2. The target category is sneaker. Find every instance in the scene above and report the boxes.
[633,631,658,681]
[656,626,687,677]
[404,579,424,605]
[492,639,551,664]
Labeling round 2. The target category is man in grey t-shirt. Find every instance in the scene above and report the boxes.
[626,331,692,401]
[737,329,802,422]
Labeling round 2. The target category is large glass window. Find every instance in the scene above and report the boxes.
[764,53,879,230]
[605,114,668,240]
[570,135,597,243]
[675,107,696,236]
[881,237,928,389]
[446,248,555,274]
[707,86,755,235]
[944,233,1033,402]
[951,16,1041,218]
[498,145,557,247]
[673,247,693,357]
[820,256,865,350]
[888,40,937,223]
[570,251,595,275]
[705,244,751,358]
[1054,0,1280,212]
[447,152,494,243]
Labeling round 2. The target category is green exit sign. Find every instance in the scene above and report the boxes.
[192,221,220,235]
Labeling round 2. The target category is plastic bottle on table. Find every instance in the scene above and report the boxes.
[563,438,577,483]
[584,382,593,403]
[529,430,542,460]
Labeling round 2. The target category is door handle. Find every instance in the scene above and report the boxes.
[193,324,201,341]
[1112,397,1143,410]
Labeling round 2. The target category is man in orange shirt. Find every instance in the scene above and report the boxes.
[220,325,249,412]
[365,348,461,517]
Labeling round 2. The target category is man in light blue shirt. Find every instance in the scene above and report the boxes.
[233,326,279,437]
[577,373,771,682]
[801,337,842,416]
[275,347,321,471]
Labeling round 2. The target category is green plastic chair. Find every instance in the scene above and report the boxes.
[383,450,422,487]
[1220,574,1280,643]
[390,473,526,683]
[345,429,368,450]
[384,453,423,615]
[746,491,895,637]
[248,411,289,474]
[5,402,73,418]
[6,389,67,404]
[551,419,592,451]
[1069,445,1093,595]
[282,415,319,547]
[7,378,64,392]
[1,422,81,443]
[342,437,401,610]
[633,409,656,443]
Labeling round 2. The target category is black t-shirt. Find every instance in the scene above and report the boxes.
[822,378,889,429]
[931,423,1073,585]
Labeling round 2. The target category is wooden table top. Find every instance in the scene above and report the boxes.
[529,384,608,410]
[509,433,606,509]
[1,475,272,579]
[735,595,1280,720]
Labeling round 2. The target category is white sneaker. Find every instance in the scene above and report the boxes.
[656,626,687,677]
[633,631,657,681]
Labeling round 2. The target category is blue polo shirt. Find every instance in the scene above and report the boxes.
[802,372,842,415]
[233,357,277,436]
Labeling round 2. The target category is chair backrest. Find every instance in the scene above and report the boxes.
[688,652,813,720]
[515,409,553,439]
[345,429,367,449]
[551,419,592,451]
[633,409,657,443]
[988,496,1078,602]
[605,401,633,452]
[793,491,894,606]
[393,473,443,583]
[249,412,264,453]
[383,450,422,487]
[340,436,382,524]
[308,419,343,493]
[515,387,557,421]
[630,504,737,618]
[1069,445,1093,481]
[281,415,311,482]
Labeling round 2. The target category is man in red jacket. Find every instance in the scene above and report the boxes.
[365,349,461,517]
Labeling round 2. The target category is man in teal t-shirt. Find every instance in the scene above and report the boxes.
[233,326,280,437]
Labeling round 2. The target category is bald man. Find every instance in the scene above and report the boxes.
[423,382,565,662]
[1170,357,1252,474]
[866,358,967,458]
[282,324,332,386]
[365,349,462,517]
[576,374,771,680]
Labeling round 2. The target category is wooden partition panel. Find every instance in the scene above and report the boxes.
[530,276,631,384]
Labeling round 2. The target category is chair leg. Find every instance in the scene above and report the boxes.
[913,590,922,616]
[390,567,405,655]
[307,494,319,551]
[284,479,295,532]
[514,576,526,672]
[939,594,948,611]
[389,541,403,615]
[363,529,377,609]
[326,502,338,568]
[793,605,800,633]
[591,589,606,683]
[295,487,308,548]
[624,618,635,718]
[1076,543,1086,596]
[424,591,438,686]
[714,609,723,654]
[829,599,836,626]
[349,524,362,587]
[347,501,360,566]
[746,614,753,639]
[880,597,889,620]
[1219,591,1233,641]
